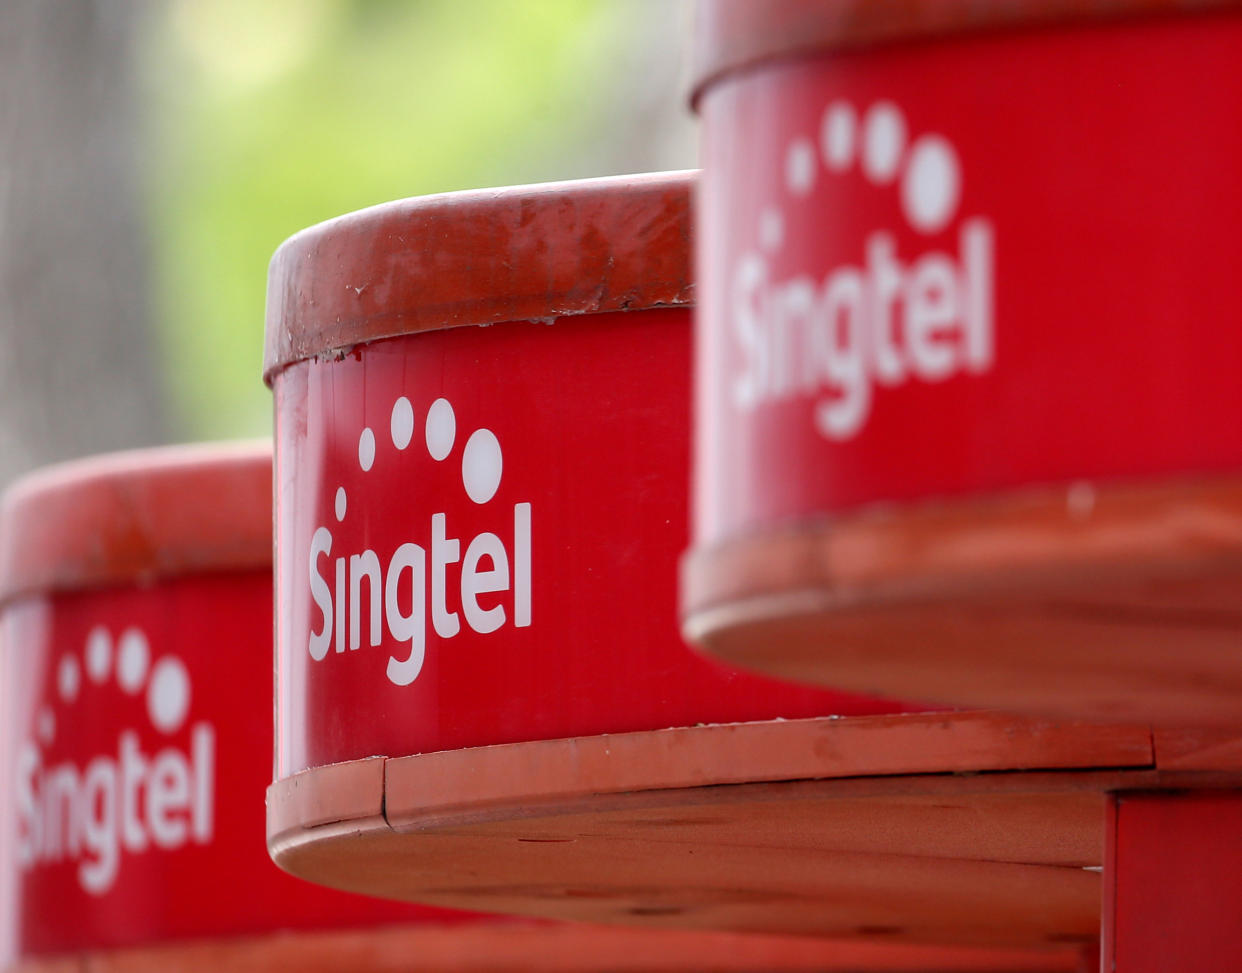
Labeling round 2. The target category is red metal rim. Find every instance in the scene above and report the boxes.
[263,171,696,384]
[690,0,1242,109]
[0,442,272,604]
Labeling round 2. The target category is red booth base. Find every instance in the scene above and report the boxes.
[1104,789,1242,972]
[266,713,1214,950]
[685,477,1242,727]
[7,924,1096,973]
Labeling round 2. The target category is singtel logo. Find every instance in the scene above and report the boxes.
[731,99,996,440]
[307,396,532,687]
[16,626,215,895]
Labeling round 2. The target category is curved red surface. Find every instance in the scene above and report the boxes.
[272,307,913,778]
[264,172,694,382]
[0,576,462,960]
[690,0,1242,106]
[0,451,482,959]
[693,14,1242,548]
[0,444,272,605]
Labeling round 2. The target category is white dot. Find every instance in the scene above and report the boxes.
[57,656,80,703]
[821,101,856,171]
[862,102,906,183]
[85,627,111,682]
[1067,481,1097,520]
[334,487,347,521]
[390,397,414,450]
[117,628,149,693]
[37,708,55,745]
[426,398,456,461]
[759,207,784,251]
[901,135,961,233]
[785,138,816,196]
[147,657,190,734]
[358,428,376,471]
[462,429,503,504]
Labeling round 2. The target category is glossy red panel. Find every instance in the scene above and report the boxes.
[273,308,909,777]
[1106,791,1242,971]
[694,14,1242,546]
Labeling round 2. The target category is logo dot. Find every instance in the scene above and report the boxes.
[335,486,347,521]
[821,100,856,171]
[147,657,190,734]
[117,628,149,693]
[784,137,816,196]
[36,707,55,745]
[901,134,960,233]
[862,101,906,184]
[462,429,502,504]
[426,398,456,461]
[390,397,414,450]
[1067,481,1097,520]
[57,655,80,702]
[759,207,784,251]
[85,626,111,683]
[358,428,376,471]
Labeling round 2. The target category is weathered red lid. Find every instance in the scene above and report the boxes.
[263,171,696,383]
[691,0,1242,107]
[0,442,271,604]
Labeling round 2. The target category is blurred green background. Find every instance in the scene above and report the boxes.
[0,0,693,482]
[146,0,694,440]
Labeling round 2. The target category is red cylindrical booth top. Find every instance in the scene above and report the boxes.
[684,1,1242,725]
[264,171,912,782]
[0,445,462,964]
[690,0,1242,103]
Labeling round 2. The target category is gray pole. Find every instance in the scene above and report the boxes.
[0,0,167,485]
